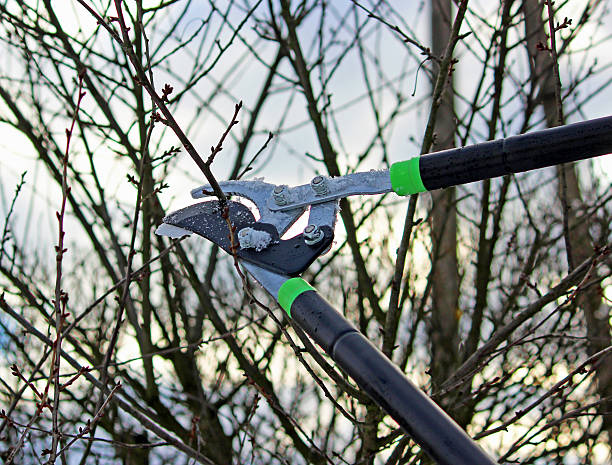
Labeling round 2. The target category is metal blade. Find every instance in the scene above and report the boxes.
[155,223,192,238]
[157,200,334,276]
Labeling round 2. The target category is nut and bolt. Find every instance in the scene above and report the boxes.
[310,175,329,195]
[273,184,289,206]
[303,224,324,245]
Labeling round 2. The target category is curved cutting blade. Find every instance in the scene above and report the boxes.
[158,200,333,276]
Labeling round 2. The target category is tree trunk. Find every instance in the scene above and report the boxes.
[522,0,612,441]
[428,0,460,393]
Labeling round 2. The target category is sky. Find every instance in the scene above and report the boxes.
[0,0,611,282]
[0,2,611,462]
[0,1,610,200]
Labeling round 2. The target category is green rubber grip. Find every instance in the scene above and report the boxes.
[278,278,315,317]
[390,158,426,196]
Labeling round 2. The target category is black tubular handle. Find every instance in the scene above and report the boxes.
[290,290,496,465]
[419,115,612,190]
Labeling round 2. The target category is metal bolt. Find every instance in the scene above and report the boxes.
[273,185,289,205]
[310,175,329,195]
[303,224,324,245]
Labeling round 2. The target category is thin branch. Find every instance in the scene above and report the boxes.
[206,101,242,167]
[75,0,227,201]
[0,295,216,465]
[48,70,86,465]
[440,251,606,394]
[0,171,26,266]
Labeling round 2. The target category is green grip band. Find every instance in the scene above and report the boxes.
[390,158,426,196]
[278,278,315,317]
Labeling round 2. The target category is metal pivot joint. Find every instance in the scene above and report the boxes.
[303,224,324,245]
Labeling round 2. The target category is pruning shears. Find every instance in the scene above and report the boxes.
[156,116,612,465]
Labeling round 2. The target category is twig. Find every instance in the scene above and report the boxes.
[0,296,215,465]
[48,70,86,464]
[206,101,242,167]
[75,0,227,201]
[91,80,157,459]
[0,348,52,437]
[350,0,436,61]
[9,364,46,405]
[55,382,122,457]
[4,399,47,464]
[236,132,274,180]
[0,415,168,449]
[0,171,26,266]
[61,239,183,340]
[440,252,604,394]
[383,196,417,358]
[475,345,612,440]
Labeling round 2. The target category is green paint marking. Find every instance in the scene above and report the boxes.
[389,158,426,196]
[278,278,315,317]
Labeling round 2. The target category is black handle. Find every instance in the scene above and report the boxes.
[419,115,612,190]
[290,290,496,465]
